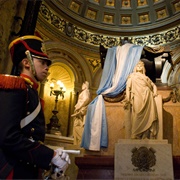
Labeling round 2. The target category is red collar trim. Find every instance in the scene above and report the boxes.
[20,74,39,90]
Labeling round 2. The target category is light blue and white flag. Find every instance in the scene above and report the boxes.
[81,43,143,151]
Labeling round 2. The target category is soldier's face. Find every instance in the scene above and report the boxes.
[33,58,49,82]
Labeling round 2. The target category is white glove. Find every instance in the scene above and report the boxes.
[51,148,70,171]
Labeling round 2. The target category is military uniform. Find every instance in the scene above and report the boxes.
[0,35,54,179]
[0,74,54,179]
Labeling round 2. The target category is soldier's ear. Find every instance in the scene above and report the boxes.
[21,58,30,68]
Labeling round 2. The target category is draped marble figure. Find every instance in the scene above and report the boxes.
[124,61,158,139]
[71,81,91,145]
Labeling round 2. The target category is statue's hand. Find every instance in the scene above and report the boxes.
[153,93,158,98]
[71,110,81,117]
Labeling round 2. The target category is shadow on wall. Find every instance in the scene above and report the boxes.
[163,109,173,145]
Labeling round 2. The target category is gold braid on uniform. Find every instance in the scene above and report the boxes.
[0,74,27,90]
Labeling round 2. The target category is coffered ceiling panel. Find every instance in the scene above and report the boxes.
[45,0,180,35]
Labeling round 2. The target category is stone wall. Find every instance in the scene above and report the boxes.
[0,0,27,74]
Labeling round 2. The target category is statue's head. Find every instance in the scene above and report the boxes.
[133,60,146,74]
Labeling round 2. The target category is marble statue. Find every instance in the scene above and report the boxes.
[124,60,158,139]
[71,81,91,145]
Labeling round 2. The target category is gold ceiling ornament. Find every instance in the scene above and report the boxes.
[156,8,167,19]
[121,15,131,24]
[139,13,150,23]
[174,1,180,12]
[86,8,97,20]
[137,0,148,6]
[85,57,101,72]
[106,0,115,7]
[103,13,114,24]
[65,22,74,37]
[69,1,81,13]
[122,0,131,7]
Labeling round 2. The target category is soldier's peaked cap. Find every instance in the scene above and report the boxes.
[9,35,51,66]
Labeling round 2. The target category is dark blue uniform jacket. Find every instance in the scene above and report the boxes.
[0,74,54,179]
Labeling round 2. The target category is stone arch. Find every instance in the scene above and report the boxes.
[45,41,92,88]
[43,40,93,136]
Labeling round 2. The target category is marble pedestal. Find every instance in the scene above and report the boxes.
[115,139,173,180]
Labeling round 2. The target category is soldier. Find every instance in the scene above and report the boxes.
[0,35,70,179]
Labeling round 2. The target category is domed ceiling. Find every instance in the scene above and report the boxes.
[47,0,180,34]
[38,0,180,48]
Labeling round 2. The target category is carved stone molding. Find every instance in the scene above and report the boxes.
[163,88,180,103]
[39,3,180,48]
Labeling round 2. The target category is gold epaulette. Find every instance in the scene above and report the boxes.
[0,74,27,90]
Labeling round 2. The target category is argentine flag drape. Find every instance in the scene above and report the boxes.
[81,43,143,151]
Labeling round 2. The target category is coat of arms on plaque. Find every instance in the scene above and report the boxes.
[131,146,156,172]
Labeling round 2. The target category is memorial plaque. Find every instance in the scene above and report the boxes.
[115,139,173,180]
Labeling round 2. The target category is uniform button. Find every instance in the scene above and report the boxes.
[27,111,30,115]
[31,128,35,132]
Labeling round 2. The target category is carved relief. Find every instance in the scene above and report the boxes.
[131,146,156,172]
[173,1,180,12]
[122,0,131,8]
[156,7,167,20]
[65,22,74,37]
[137,0,148,7]
[39,3,180,48]
[69,1,81,13]
[103,13,114,24]
[86,57,101,72]
[74,28,88,42]
[138,12,150,23]
[86,8,97,20]
[121,15,131,25]
[106,0,115,7]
